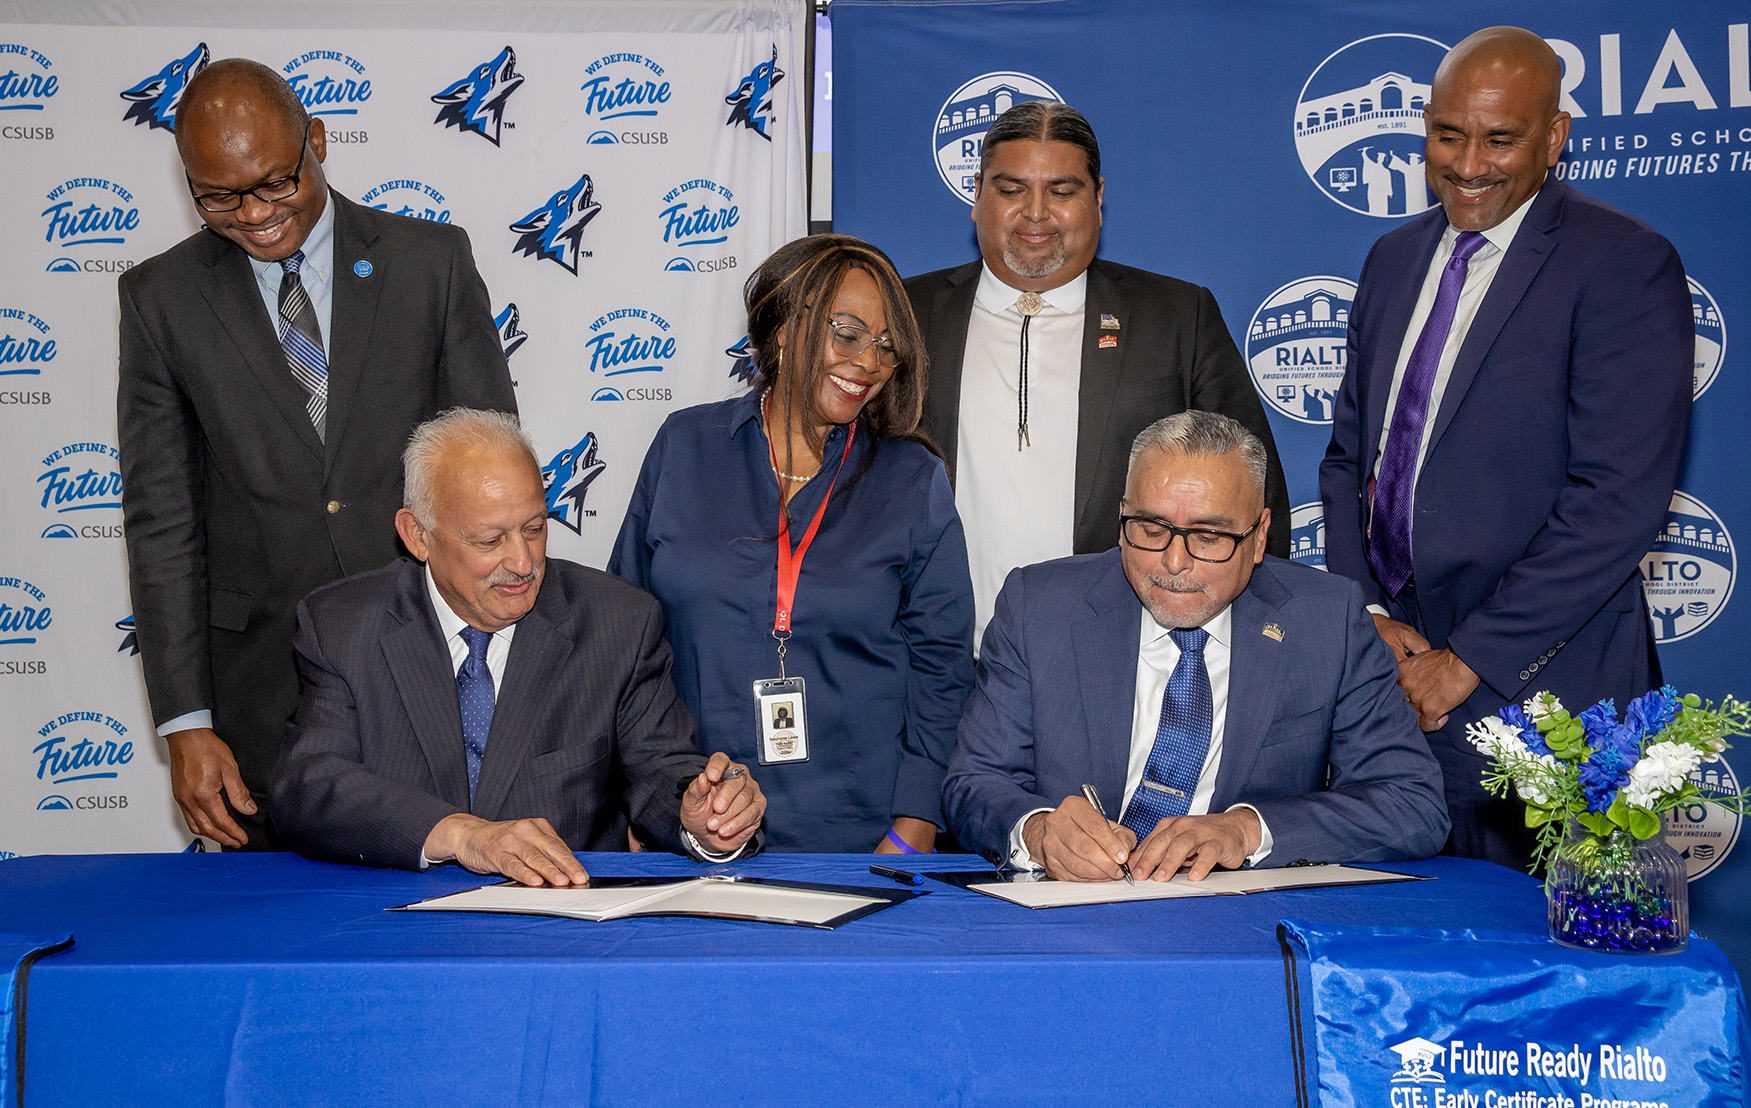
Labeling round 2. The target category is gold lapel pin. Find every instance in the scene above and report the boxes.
[1262,622,1284,641]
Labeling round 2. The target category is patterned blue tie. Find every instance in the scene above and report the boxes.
[457,626,495,806]
[1122,628,1213,839]
[277,250,329,441]
[1366,230,1488,597]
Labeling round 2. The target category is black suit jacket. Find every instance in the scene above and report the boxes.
[272,558,707,870]
[118,192,516,795]
[904,257,1290,557]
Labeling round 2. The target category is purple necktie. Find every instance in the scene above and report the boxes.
[1367,230,1488,598]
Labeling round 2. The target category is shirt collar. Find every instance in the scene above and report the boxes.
[973,261,1089,317]
[424,563,517,646]
[1445,187,1537,257]
[727,385,853,450]
[1140,599,1233,650]
[248,188,335,285]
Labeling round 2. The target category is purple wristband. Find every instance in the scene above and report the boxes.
[883,828,923,854]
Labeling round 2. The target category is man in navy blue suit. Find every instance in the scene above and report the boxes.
[1320,27,1692,869]
[944,412,1446,881]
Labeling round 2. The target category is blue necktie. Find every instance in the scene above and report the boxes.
[457,626,495,806]
[1121,628,1213,839]
[277,250,329,441]
[1366,230,1488,597]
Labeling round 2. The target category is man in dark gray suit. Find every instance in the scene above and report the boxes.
[273,410,765,883]
[118,58,515,850]
[905,101,1290,644]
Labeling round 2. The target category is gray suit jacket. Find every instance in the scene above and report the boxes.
[943,551,1449,866]
[272,557,707,870]
[904,256,1292,558]
[118,192,516,793]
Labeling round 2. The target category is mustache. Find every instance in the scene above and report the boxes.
[487,566,538,588]
[1148,573,1207,595]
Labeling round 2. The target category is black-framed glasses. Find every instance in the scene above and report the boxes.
[1120,513,1262,563]
[188,141,308,213]
[828,317,899,368]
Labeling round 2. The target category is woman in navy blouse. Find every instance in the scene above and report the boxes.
[610,235,975,853]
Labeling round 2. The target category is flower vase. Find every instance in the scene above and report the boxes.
[1545,820,1688,954]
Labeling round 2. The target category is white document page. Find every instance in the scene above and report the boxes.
[970,864,1411,908]
[404,882,687,919]
[649,881,884,924]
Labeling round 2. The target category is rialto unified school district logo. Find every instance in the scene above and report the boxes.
[359,178,451,223]
[1691,276,1725,399]
[1246,276,1355,424]
[1641,491,1734,644]
[1664,756,1742,881]
[933,71,1061,204]
[1294,35,1447,217]
[1288,503,1327,571]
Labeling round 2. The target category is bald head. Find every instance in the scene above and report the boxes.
[174,58,308,145]
[1422,26,1570,232]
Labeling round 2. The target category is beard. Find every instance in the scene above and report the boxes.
[1140,573,1221,631]
[1002,237,1066,280]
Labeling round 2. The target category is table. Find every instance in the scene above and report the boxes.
[0,852,1642,1107]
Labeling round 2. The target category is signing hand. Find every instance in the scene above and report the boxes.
[1371,614,1430,664]
[423,813,588,887]
[166,727,254,848]
[1398,648,1480,732]
[680,752,764,854]
[873,816,937,854]
[1022,797,1138,882]
[1128,809,1261,882]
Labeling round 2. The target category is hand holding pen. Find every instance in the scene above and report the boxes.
[1018,786,1138,883]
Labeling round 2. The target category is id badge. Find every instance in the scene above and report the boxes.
[753,676,809,765]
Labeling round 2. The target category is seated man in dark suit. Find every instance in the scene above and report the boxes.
[944,412,1447,881]
[273,409,764,884]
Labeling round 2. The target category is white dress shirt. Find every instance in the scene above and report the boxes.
[957,263,1086,648]
[1007,604,1274,870]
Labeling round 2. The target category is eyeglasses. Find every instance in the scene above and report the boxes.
[828,317,899,368]
[188,142,308,213]
[1120,513,1263,563]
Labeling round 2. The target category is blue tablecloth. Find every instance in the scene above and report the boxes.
[0,851,1693,1108]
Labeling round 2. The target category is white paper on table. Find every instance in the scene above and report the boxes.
[968,864,1418,909]
[399,878,885,926]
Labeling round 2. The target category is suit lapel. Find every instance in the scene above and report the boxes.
[196,234,325,460]
[382,565,470,806]
[1075,259,1127,542]
[321,194,386,474]
[1363,217,1445,470]
[471,583,576,819]
[1425,183,1563,457]
[924,260,980,481]
[1072,553,1144,804]
[1211,566,1290,812]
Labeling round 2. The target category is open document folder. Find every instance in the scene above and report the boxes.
[393,875,919,929]
[938,864,1427,909]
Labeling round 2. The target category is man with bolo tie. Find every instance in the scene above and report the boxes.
[118,58,515,849]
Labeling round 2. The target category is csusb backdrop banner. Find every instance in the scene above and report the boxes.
[830,0,1751,968]
[0,0,808,859]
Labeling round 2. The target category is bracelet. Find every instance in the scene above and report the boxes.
[884,828,923,854]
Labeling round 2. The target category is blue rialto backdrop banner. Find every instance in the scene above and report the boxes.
[831,0,1751,967]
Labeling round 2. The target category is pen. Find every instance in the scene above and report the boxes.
[869,864,925,886]
[720,765,746,780]
[1079,783,1135,885]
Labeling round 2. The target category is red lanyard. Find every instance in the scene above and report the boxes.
[766,392,856,638]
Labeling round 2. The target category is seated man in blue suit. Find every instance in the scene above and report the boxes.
[944,412,1448,881]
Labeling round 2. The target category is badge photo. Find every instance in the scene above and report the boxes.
[753,676,810,764]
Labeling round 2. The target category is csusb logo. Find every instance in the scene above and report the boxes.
[432,45,522,147]
[726,335,757,385]
[359,178,450,222]
[1246,276,1355,424]
[1641,490,1734,643]
[1665,756,1742,881]
[495,304,528,360]
[0,308,56,407]
[0,577,51,678]
[117,613,138,656]
[282,50,371,145]
[1690,276,1725,400]
[581,52,670,145]
[119,42,208,133]
[725,46,784,141]
[41,178,139,274]
[0,43,58,137]
[541,433,606,534]
[1288,503,1327,571]
[933,71,1061,204]
[587,307,677,384]
[36,441,123,539]
[31,710,133,812]
[659,178,739,274]
[1294,35,1448,217]
[511,173,601,275]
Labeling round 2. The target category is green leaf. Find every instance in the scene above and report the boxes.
[1576,811,1615,837]
[1525,805,1556,828]
[1627,806,1661,840]
[1606,794,1633,831]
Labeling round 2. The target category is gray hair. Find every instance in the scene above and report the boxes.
[1127,411,1268,498]
[402,408,536,529]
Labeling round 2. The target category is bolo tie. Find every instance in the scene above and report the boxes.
[1015,291,1044,450]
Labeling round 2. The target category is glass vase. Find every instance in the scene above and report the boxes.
[1545,820,1688,955]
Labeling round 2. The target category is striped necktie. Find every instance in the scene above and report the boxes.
[277,250,328,441]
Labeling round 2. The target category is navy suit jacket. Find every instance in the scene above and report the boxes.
[272,557,707,870]
[942,551,1448,867]
[1319,181,1690,834]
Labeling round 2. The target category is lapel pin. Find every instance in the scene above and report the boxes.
[1262,622,1284,641]
[1097,334,1118,349]
[1100,314,1120,330]
[353,260,373,278]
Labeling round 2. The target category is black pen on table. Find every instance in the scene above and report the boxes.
[870,864,925,886]
[1079,784,1135,884]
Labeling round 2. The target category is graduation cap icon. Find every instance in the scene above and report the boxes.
[1389,1037,1446,1083]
